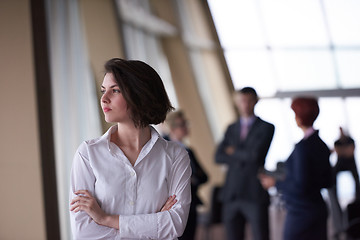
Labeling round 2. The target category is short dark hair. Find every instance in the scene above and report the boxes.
[104,58,174,128]
[237,87,258,99]
[291,96,319,127]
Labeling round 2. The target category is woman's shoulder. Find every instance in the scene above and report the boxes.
[296,133,329,154]
[157,136,188,158]
[75,131,109,155]
[84,135,105,146]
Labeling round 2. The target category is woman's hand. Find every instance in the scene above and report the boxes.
[160,195,177,212]
[70,190,109,226]
[258,173,276,190]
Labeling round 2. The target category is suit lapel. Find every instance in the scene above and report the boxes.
[234,120,242,145]
[243,117,260,142]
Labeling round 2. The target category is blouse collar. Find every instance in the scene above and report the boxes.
[104,125,160,154]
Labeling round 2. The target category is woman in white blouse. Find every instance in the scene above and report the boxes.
[69,58,192,239]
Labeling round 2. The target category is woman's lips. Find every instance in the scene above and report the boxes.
[103,107,111,113]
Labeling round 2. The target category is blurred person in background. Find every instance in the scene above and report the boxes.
[164,110,208,240]
[216,87,275,240]
[333,126,360,200]
[328,126,360,239]
[259,96,332,240]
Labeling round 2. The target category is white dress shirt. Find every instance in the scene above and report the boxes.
[70,125,192,240]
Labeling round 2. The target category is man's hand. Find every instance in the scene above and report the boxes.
[225,146,235,155]
[258,173,276,190]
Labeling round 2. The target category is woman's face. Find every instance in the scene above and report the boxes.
[171,117,189,141]
[100,73,130,123]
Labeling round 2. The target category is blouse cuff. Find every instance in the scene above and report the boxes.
[119,214,158,239]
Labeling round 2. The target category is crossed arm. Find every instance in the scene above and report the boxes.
[216,123,274,165]
[70,190,177,230]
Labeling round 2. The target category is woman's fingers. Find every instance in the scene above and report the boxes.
[74,189,91,197]
[70,195,88,205]
[70,190,107,225]
[70,196,90,210]
[160,195,177,212]
[70,202,82,212]
[168,195,177,206]
[70,190,93,211]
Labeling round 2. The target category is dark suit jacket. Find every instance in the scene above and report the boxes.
[215,117,274,204]
[187,148,208,207]
[276,131,332,240]
[276,130,332,209]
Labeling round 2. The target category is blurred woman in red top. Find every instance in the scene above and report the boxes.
[259,97,332,240]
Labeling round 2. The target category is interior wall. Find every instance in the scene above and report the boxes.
[189,0,237,135]
[0,0,46,239]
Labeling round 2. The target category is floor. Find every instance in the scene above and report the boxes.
[193,197,354,240]
[194,203,286,240]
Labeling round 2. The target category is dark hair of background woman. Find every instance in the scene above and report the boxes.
[291,96,319,127]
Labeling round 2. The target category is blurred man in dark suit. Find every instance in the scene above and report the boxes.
[216,87,274,240]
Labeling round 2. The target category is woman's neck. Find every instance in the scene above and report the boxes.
[301,126,315,139]
[113,123,151,152]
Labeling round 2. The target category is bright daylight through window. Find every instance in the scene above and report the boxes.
[208,0,360,204]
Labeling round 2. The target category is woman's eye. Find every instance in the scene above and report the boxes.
[113,89,121,93]
[100,89,106,95]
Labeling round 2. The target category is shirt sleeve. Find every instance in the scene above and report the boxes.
[70,143,120,240]
[118,150,192,239]
[276,146,309,196]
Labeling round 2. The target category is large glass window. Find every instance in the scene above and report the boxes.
[208,0,360,203]
[116,0,179,108]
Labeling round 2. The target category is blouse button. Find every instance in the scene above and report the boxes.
[129,201,134,205]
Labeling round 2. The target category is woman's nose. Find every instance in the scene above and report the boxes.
[101,91,110,103]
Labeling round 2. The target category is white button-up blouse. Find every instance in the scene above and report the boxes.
[70,125,192,239]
